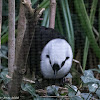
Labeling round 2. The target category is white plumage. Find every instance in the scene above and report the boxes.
[41,39,73,79]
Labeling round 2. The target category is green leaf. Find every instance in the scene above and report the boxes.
[65,73,72,79]
[1,16,18,44]
[81,93,92,100]
[74,0,100,59]
[41,7,50,27]
[60,0,74,53]
[64,0,74,53]
[83,0,98,71]
[68,85,82,99]
[96,87,100,98]
[0,79,2,83]
[21,83,38,97]
[39,0,50,9]
[83,70,94,77]
[98,65,100,69]
[89,0,98,26]
[31,0,37,6]
[56,8,64,35]
[88,83,98,92]
[0,68,10,84]
[1,26,8,36]
[68,88,76,97]
[1,33,8,44]
[81,70,100,84]
[0,49,8,59]
[47,85,59,96]
[82,37,89,71]
[70,96,83,100]
[91,69,100,73]
[68,85,77,97]
[0,89,4,97]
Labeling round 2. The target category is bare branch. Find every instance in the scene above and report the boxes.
[8,0,15,77]
[73,59,84,74]
[15,1,26,62]
[49,0,56,28]
[8,0,45,97]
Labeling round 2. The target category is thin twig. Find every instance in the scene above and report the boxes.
[73,59,84,74]
[23,77,35,83]
[40,96,69,98]
[93,27,99,37]
[40,96,69,100]
[6,74,35,83]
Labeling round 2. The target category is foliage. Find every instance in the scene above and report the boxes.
[15,66,100,99]
[1,0,100,100]
[21,83,38,98]
[81,66,100,99]
[82,0,98,71]
[0,68,10,84]
[0,68,11,100]
[2,0,100,68]
[0,65,100,99]
[74,0,100,59]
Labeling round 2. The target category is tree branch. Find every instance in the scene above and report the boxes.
[49,0,56,28]
[8,0,15,77]
[15,1,26,62]
[8,0,45,97]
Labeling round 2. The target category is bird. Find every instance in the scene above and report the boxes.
[28,26,73,88]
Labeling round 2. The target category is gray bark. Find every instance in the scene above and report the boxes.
[8,0,45,97]
[49,0,56,28]
[8,0,15,77]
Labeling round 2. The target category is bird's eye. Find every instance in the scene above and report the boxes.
[46,55,50,58]
[46,55,51,65]
[66,57,69,60]
[61,61,65,67]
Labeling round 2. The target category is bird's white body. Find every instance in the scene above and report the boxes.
[41,39,73,79]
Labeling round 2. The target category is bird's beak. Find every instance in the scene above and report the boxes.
[54,70,57,78]
[52,63,60,78]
